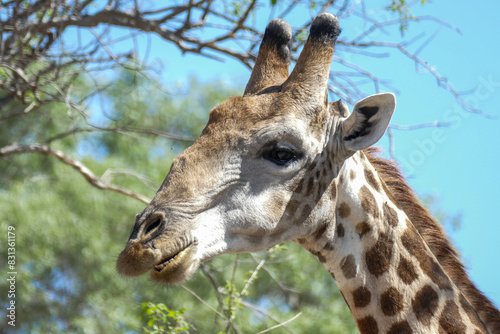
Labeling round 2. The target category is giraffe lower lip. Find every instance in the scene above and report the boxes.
[154,244,191,272]
[154,257,175,271]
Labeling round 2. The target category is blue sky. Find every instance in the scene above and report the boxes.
[381,1,500,308]
[125,1,500,307]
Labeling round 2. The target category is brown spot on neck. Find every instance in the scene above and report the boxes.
[387,321,413,334]
[397,256,418,285]
[359,185,380,218]
[322,241,334,252]
[336,223,345,238]
[352,286,371,308]
[357,315,378,334]
[365,232,393,277]
[380,286,404,316]
[412,284,439,327]
[330,180,337,200]
[338,202,351,218]
[340,254,357,279]
[287,199,300,214]
[364,168,381,192]
[314,222,328,240]
[355,221,371,238]
[382,202,398,227]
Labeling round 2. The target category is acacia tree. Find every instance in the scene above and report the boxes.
[0,0,476,333]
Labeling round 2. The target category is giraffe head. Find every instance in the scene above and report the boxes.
[116,13,396,284]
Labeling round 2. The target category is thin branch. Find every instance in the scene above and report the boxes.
[101,168,159,189]
[347,40,494,118]
[180,284,226,318]
[256,312,302,334]
[224,254,242,334]
[387,128,396,161]
[389,121,451,131]
[353,15,461,42]
[240,258,265,297]
[200,263,225,310]
[43,125,195,145]
[0,101,38,120]
[0,143,150,204]
[240,300,297,334]
[249,253,299,294]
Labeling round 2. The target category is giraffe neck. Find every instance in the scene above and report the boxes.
[297,152,488,334]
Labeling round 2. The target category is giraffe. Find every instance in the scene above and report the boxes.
[116,13,500,333]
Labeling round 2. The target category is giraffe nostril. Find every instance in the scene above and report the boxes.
[144,218,162,236]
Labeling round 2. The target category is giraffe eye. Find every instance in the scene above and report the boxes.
[264,146,297,166]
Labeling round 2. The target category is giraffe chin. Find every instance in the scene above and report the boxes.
[149,243,198,284]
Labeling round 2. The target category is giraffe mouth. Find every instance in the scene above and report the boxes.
[149,241,198,284]
[154,243,193,272]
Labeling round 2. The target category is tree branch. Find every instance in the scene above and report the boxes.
[43,126,195,145]
[256,311,302,334]
[389,121,451,131]
[0,143,150,204]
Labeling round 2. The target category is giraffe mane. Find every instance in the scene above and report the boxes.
[364,146,500,333]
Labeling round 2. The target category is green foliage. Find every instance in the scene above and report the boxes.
[386,0,430,35]
[140,303,189,334]
[225,0,253,16]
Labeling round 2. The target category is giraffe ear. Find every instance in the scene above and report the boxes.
[340,93,396,151]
